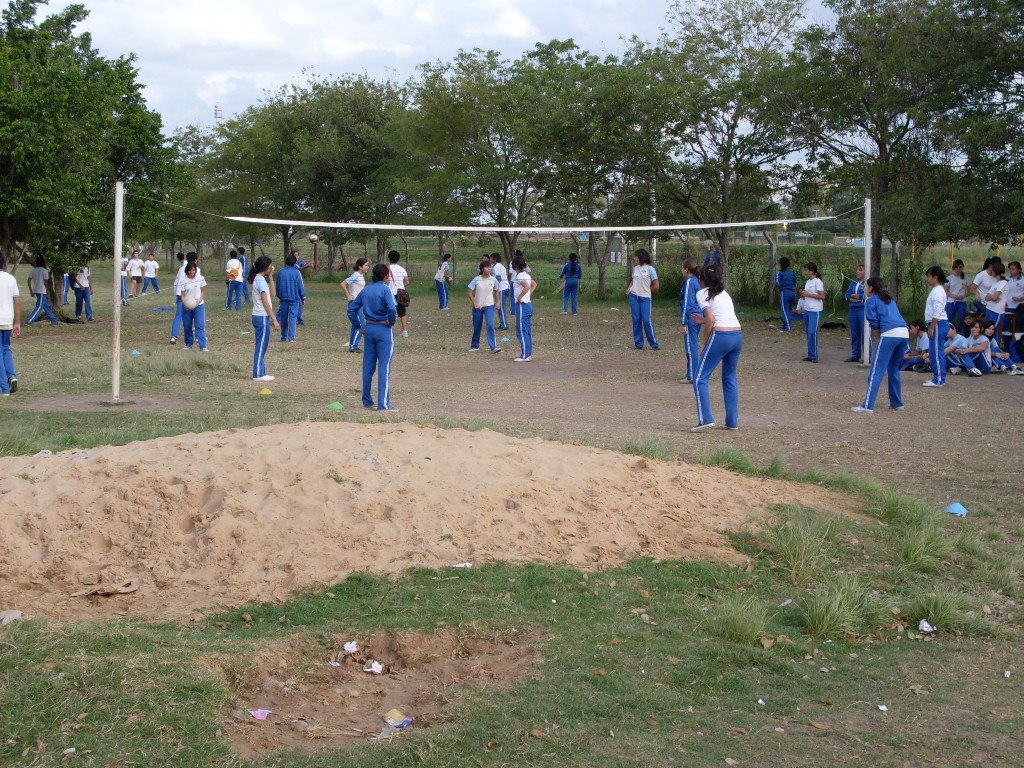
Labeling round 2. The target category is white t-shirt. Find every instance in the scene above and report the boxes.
[629,265,658,298]
[29,267,49,294]
[925,285,948,322]
[386,264,408,297]
[946,273,967,301]
[144,259,159,278]
[345,271,365,300]
[985,279,1008,314]
[468,275,497,307]
[120,257,128,277]
[696,287,740,328]
[174,264,201,296]
[881,326,910,339]
[252,274,271,317]
[491,262,509,291]
[802,277,824,312]
[180,274,207,305]
[913,335,929,353]
[433,262,450,282]
[1006,274,1024,311]
[0,271,20,327]
[76,267,90,289]
[225,258,243,282]
[514,270,533,303]
[127,258,144,277]
[967,332,990,365]
[972,270,994,303]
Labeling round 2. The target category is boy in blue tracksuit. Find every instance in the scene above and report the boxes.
[559,253,583,315]
[679,258,702,382]
[845,265,866,361]
[275,254,306,341]
[853,278,909,413]
[774,257,797,332]
[238,247,251,304]
[348,263,398,410]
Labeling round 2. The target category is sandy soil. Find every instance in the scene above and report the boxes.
[0,422,844,620]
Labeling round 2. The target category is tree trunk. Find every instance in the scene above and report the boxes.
[398,234,409,265]
[890,240,901,299]
[597,235,614,301]
[764,229,778,306]
[436,233,445,263]
[498,232,520,262]
[375,234,387,261]
[279,225,292,258]
[588,234,597,272]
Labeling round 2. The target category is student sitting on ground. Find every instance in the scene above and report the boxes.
[901,320,930,372]
[944,324,973,375]
[957,319,990,376]
[982,319,1023,374]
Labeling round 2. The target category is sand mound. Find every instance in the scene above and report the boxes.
[0,423,833,619]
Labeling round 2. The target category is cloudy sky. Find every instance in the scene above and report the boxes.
[43,0,693,133]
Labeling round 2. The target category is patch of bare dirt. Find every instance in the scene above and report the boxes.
[212,627,542,757]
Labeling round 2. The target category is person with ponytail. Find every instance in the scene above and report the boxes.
[249,256,280,381]
[626,248,660,350]
[799,262,825,362]
[689,265,742,431]
[923,266,951,387]
[852,277,908,413]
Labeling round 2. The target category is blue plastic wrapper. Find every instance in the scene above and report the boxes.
[946,502,968,517]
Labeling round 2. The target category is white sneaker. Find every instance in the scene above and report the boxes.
[468,347,479,352]
[1009,367,1024,376]
[850,405,874,413]
[514,356,532,362]
[690,422,716,432]
[401,330,409,337]
[253,375,275,382]
[968,367,983,377]
[948,366,961,375]
[491,347,502,354]
[922,381,943,387]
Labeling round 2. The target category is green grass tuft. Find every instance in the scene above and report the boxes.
[764,506,837,585]
[977,557,1023,597]
[898,522,954,573]
[906,589,990,635]
[711,594,768,645]
[801,574,892,638]
[873,488,933,528]
[701,447,760,475]
[764,455,787,478]
[620,437,675,461]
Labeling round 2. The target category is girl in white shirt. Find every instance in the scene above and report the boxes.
[511,254,537,361]
[434,254,452,310]
[923,265,950,387]
[342,258,369,353]
[946,259,968,333]
[467,261,501,353]
[799,262,825,362]
[249,256,280,381]
[690,265,742,432]
[626,248,660,350]
[179,263,208,351]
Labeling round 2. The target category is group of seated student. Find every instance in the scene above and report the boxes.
[902,311,1023,377]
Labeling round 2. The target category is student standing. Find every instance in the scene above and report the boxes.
[679,258,702,382]
[946,259,968,333]
[179,263,209,352]
[923,265,951,388]
[982,261,1008,335]
[342,258,369,352]
[73,266,93,321]
[225,250,244,310]
[467,260,502,353]
[627,249,660,350]
[126,250,144,297]
[852,278,908,413]
[170,252,192,344]
[275,253,305,342]
[26,256,59,326]
[62,272,71,305]
[1006,261,1023,343]
[491,253,510,329]
[799,262,825,362]
[704,239,722,268]
[119,254,129,306]
[774,256,797,332]
[386,250,410,337]
[0,258,21,395]
[249,256,280,381]
[142,253,160,294]
[559,253,582,315]
[512,254,537,362]
[844,264,866,362]
[690,265,742,432]
[349,263,398,410]
[237,247,251,304]
[434,254,452,310]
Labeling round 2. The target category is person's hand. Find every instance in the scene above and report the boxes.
[927,328,935,339]
[12,323,20,338]
[679,325,687,335]
[272,319,281,330]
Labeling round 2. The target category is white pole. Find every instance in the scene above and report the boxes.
[650,189,657,262]
[861,197,871,366]
[112,180,124,402]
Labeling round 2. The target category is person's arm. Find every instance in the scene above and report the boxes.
[650,279,660,293]
[349,293,363,328]
[269,268,277,298]
[985,287,1003,302]
[386,291,398,327]
[403,273,410,288]
[341,279,353,302]
[700,306,715,347]
[521,278,538,301]
[199,286,206,303]
[261,289,279,329]
[468,286,478,309]
[12,296,21,337]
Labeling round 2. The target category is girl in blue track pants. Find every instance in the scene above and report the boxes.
[559,253,582,314]
[627,249,660,349]
[679,259,702,382]
[348,264,399,410]
[853,278,909,413]
[799,262,825,362]
[342,258,369,352]
[249,257,280,381]
[434,254,452,309]
[467,261,502,353]
[690,265,742,432]
[774,257,797,332]
[512,254,537,361]
[923,265,951,387]
[946,259,968,333]
[844,265,866,361]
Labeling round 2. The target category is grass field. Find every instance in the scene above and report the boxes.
[1,249,1022,767]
